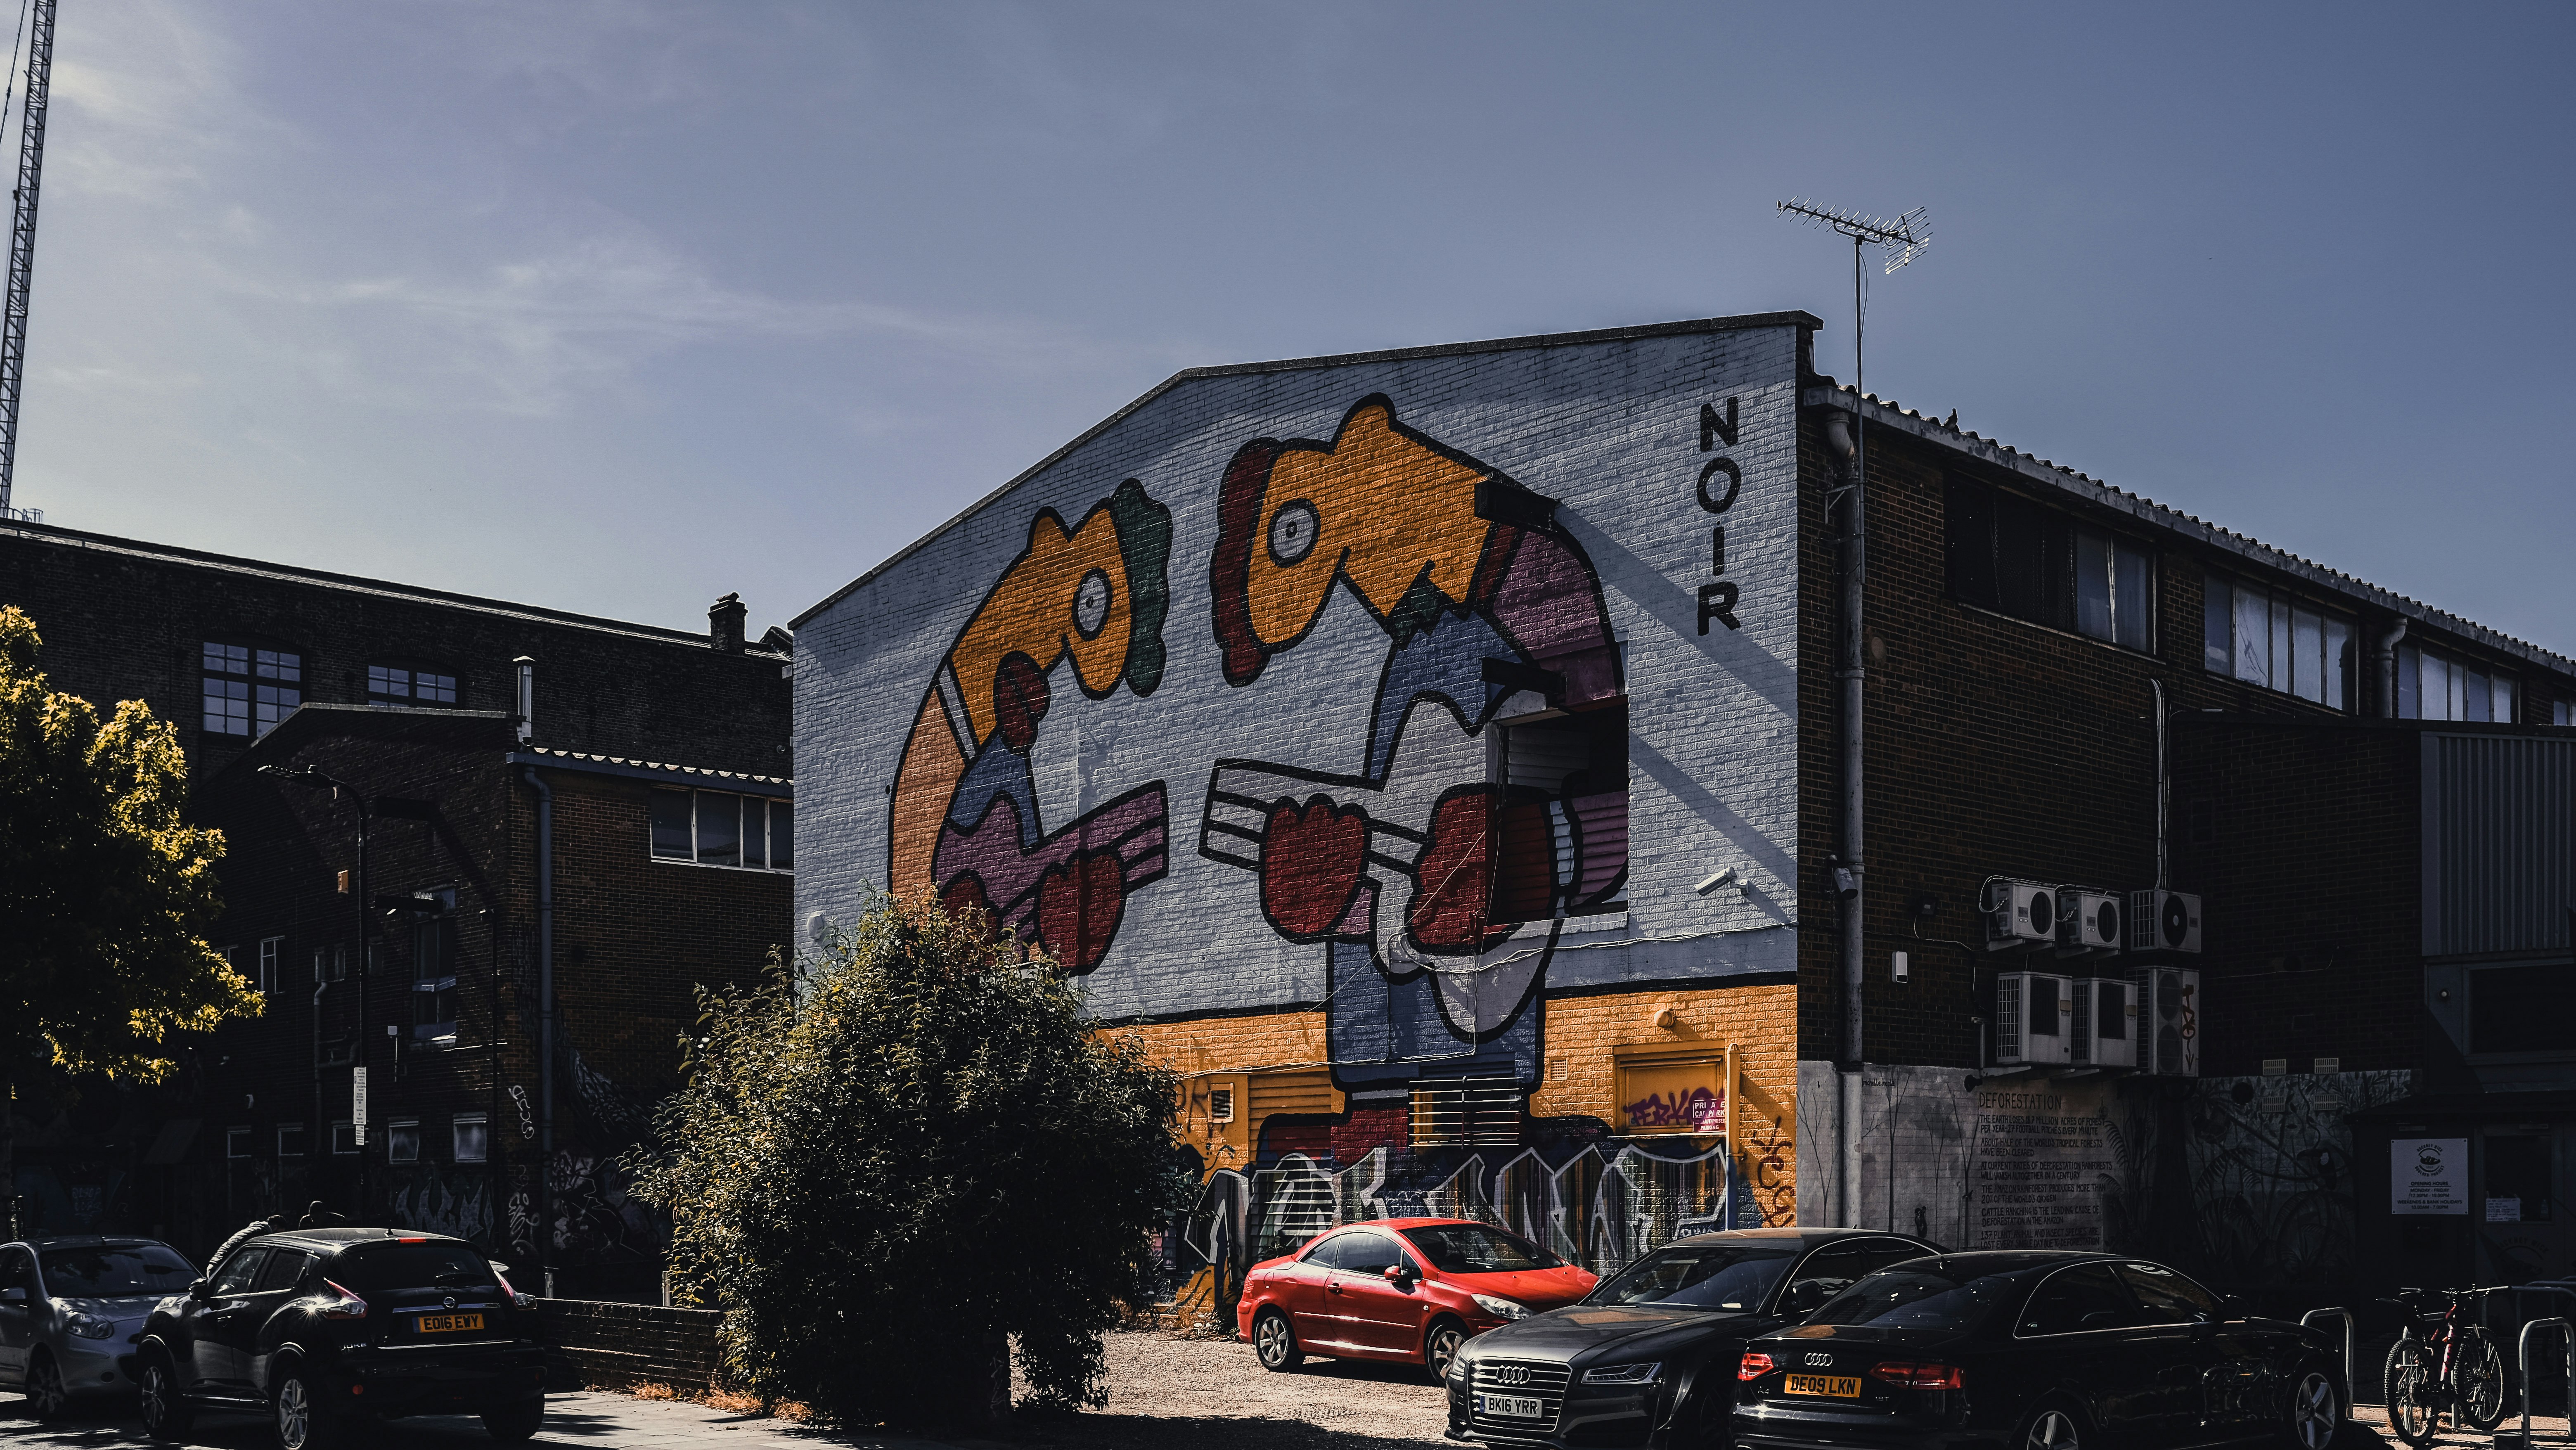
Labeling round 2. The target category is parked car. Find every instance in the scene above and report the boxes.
[1731,1250,2346,1450]
[1238,1218,1598,1381]
[1442,1226,1943,1448]
[0,1234,201,1417]
[134,1226,547,1450]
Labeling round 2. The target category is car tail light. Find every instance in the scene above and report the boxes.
[1737,1351,1776,1382]
[1869,1361,1965,1390]
[493,1267,537,1311]
[319,1279,368,1320]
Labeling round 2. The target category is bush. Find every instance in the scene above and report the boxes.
[627,897,1185,1428]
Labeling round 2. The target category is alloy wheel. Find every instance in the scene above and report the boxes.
[276,1375,311,1450]
[1256,1313,1292,1368]
[2289,1370,2337,1450]
[1425,1324,1466,1381]
[139,1361,173,1431]
[2025,1407,2081,1450]
[27,1354,68,1418]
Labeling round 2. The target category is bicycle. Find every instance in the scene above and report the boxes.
[2382,1284,2509,1445]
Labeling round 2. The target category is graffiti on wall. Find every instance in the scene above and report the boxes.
[886,478,1176,972]
[1197,396,1627,1080]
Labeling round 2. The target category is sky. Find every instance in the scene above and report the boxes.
[12,2,2571,653]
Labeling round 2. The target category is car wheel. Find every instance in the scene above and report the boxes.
[1253,1309,1303,1371]
[2279,1364,2339,1450]
[137,1350,195,1440]
[2017,1399,2087,1450]
[481,1398,544,1443]
[271,1365,341,1450]
[24,1350,70,1419]
[1422,1320,1467,1385]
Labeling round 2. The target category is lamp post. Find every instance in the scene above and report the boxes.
[259,764,373,1219]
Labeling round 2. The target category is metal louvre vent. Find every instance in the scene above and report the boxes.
[1469,1359,1572,1440]
[2070,979,2094,1063]
[1995,974,2022,1060]
[1410,1075,1521,1148]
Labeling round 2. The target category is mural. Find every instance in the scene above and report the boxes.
[886,478,1176,972]
[1197,396,1628,1081]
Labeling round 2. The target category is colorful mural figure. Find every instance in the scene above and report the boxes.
[1198,396,1627,1080]
[888,478,1175,972]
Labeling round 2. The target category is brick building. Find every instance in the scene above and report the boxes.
[2,521,796,1298]
[790,314,2574,1317]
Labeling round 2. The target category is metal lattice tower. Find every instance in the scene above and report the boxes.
[0,0,53,517]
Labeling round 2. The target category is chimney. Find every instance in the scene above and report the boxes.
[514,656,535,744]
[710,593,747,654]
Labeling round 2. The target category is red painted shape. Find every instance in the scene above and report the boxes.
[1035,848,1125,971]
[1260,796,1368,940]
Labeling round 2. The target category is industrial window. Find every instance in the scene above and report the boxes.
[276,1123,306,1159]
[651,789,794,872]
[2396,643,2516,723]
[413,915,456,1040]
[225,1125,252,1159]
[331,1121,357,1155]
[367,663,459,707]
[313,945,346,984]
[2556,701,2573,727]
[388,1118,421,1164]
[1946,479,2153,650]
[2202,573,2351,711]
[1409,1075,1520,1148]
[202,641,301,737]
[453,1115,488,1164]
[257,936,282,995]
[1486,701,1628,925]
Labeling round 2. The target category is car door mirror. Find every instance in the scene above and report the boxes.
[187,1278,211,1302]
[1383,1264,1416,1284]
[0,1287,26,1306]
[1783,1281,1830,1314]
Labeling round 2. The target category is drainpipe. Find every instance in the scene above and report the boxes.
[1821,404,1867,1226]
[2374,619,2408,719]
[311,974,328,1201]
[2152,680,2170,891]
[520,765,554,1296]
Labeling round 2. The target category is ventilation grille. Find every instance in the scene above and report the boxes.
[1410,1076,1521,1148]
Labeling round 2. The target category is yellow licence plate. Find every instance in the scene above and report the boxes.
[417,1313,485,1334]
[1783,1374,1861,1399]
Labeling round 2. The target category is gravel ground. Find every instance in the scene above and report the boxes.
[1007,1329,1453,1450]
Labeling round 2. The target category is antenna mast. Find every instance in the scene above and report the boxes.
[0,0,54,519]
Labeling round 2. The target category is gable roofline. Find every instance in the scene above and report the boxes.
[789,312,1825,628]
[1807,385,2576,679]
[2,519,788,660]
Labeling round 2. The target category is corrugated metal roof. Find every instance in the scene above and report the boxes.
[508,746,792,794]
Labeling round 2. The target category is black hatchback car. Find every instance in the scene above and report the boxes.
[134,1227,545,1450]
[1731,1251,2346,1450]
[1444,1227,1944,1448]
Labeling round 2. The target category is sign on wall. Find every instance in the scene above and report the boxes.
[2391,1138,2467,1215]
[1971,1087,2117,1250]
[353,1066,368,1147]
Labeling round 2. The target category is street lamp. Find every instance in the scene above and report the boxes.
[258,764,374,1218]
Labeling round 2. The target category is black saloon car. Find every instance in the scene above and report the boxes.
[1444,1227,1944,1448]
[1731,1251,2345,1450]
[135,1227,546,1450]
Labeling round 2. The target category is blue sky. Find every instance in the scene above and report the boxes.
[17,2,2571,653]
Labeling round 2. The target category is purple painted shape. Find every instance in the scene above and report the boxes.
[934,785,1170,927]
[1568,791,1627,905]
[1489,531,1618,704]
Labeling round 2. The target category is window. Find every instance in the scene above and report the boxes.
[1947,479,2154,649]
[277,1123,306,1158]
[1487,701,1628,925]
[2016,1261,2137,1336]
[255,1250,314,1294]
[1329,1231,1411,1277]
[2396,643,2517,723]
[203,642,301,737]
[225,1125,252,1159]
[209,1248,270,1296]
[2114,1262,2220,1324]
[257,936,282,995]
[2203,573,2351,710]
[388,1118,420,1163]
[651,789,794,871]
[2557,701,2574,727]
[1785,1237,1937,1312]
[313,944,347,983]
[331,1121,357,1155]
[1207,1088,1235,1124]
[413,916,456,1039]
[1409,1075,1519,1148]
[367,663,458,707]
[453,1114,488,1164]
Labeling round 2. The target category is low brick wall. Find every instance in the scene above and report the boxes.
[538,1298,723,1390]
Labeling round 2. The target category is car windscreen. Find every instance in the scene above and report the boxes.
[1584,1244,1797,1310]
[1399,1225,1563,1274]
[39,1244,196,1297]
[331,1242,494,1292]
[1809,1266,2017,1331]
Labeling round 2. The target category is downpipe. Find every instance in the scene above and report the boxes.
[1822,403,1867,1226]
[520,765,556,1296]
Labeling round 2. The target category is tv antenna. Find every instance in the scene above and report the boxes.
[1777,198,1928,440]
[0,0,53,522]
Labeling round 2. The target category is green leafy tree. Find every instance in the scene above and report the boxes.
[0,606,260,1238]
[627,897,1185,1429]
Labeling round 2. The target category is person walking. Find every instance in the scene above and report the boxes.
[298,1200,344,1229]
[205,1211,293,1277]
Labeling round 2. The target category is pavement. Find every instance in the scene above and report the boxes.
[0,1391,953,1450]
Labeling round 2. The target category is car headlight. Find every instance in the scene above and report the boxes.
[65,1310,116,1339]
[1471,1295,1531,1320]
[1582,1361,1662,1385]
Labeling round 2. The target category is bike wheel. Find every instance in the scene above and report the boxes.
[2382,1338,2438,1448]
[2452,1325,2509,1431]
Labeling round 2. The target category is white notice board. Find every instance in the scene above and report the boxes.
[2392,1138,2467,1215]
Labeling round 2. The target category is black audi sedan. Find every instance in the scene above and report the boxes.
[134,1227,546,1450]
[1730,1251,2346,1450]
[1443,1227,1944,1448]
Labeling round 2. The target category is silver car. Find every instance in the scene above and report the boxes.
[1,1235,199,1417]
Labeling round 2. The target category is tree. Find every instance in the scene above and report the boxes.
[0,606,260,1238]
[627,896,1185,1429]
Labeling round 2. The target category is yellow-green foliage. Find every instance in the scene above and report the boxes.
[626,896,1186,1428]
[0,605,259,1083]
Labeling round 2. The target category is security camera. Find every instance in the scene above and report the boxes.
[1694,866,1742,897]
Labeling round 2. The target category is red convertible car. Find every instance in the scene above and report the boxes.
[1237,1218,1598,1381]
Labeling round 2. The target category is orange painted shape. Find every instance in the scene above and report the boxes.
[1247,400,1491,648]
[947,507,1134,747]
[889,689,966,898]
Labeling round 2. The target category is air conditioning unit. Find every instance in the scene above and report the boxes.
[2071,977,2138,1069]
[1994,971,2073,1066]
[2128,889,2202,954]
[2056,888,2124,956]
[1984,880,2058,950]
[2134,966,2201,1076]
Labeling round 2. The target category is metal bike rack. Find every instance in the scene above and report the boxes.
[2300,1307,2357,1403]
[2512,1316,2576,1449]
